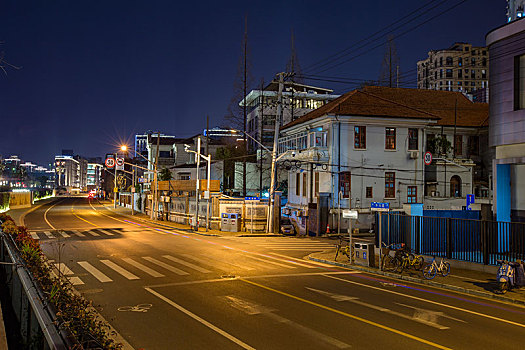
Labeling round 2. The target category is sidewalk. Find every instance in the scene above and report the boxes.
[308,250,525,307]
[101,201,283,237]
[103,202,525,307]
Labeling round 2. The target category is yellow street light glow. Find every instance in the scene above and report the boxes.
[120,145,128,151]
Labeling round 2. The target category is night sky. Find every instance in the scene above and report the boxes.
[1,0,503,166]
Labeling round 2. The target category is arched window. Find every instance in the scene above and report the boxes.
[450,175,462,197]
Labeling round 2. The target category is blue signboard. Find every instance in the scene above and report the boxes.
[245,196,260,201]
[371,202,390,209]
[466,194,475,210]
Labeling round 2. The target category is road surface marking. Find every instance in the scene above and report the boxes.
[72,230,85,237]
[86,230,100,236]
[225,295,350,348]
[58,231,70,238]
[54,263,74,275]
[142,257,189,275]
[44,200,64,230]
[98,229,115,236]
[122,258,165,277]
[162,255,211,273]
[100,260,139,280]
[242,255,296,269]
[306,287,449,330]
[268,253,318,268]
[70,208,99,227]
[241,278,452,350]
[323,274,525,329]
[181,254,254,271]
[145,287,255,350]
[29,232,40,240]
[69,277,84,285]
[44,231,55,239]
[78,261,113,282]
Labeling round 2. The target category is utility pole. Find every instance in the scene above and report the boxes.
[131,166,135,215]
[259,78,264,197]
[206,116,210,231]
[268,72,285,233]
[194,137,201,231]
[113,153,118,209]
[151,132,160,220]
[242,15,248,197]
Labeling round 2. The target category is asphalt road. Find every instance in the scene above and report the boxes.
[24,197,525,349]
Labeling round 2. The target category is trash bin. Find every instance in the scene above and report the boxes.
[229,213,241,232]
[354,242,375,267]
[221,213,230,232]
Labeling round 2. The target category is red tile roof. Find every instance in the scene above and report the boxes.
[282,86,488,130]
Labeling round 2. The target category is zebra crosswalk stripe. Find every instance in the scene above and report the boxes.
[54,263,74,275]
[122,258,164,277]
[86,230,100,237]
[78,261,113,282]
[58,231,70,238]
[68,277,84,285]
[44,231,54,239]
[242,255,296,269]
[142,257,189,276]
[162,255,211,273]
[98,229,114,236]
[30,232,40,240]
[72,230,85,237]
[100,260,139,280]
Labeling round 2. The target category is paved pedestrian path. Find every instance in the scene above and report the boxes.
[308,250,525,307]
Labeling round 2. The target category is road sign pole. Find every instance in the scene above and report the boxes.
[113,153,117,209]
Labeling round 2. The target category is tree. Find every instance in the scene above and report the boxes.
[428,135,452,157]
[0,43,21,75]
[379,36,400,88]
[159,168,173,181]
[216,143,253,194]
[37,175,49,188]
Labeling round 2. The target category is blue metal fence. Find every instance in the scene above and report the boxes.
[376,213,525,265]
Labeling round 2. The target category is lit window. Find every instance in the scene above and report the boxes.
[407,186,417,204]
[354,126,366,149]
[385,128,396,150]
[385,172,395,198]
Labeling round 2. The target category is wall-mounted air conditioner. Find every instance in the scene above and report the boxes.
[409,151,419,159]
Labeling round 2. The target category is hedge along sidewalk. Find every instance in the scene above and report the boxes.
[308,250,525,307]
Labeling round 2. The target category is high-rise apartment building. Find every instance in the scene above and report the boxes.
[417,42,489,98]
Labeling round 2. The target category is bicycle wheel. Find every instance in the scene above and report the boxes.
[440,262,451,277]
[407,254,415,269]
[381,255,393,270]
[335,246,341,260]
[393,257,404,273]
[413,256,424,271]
[423,264,437,279]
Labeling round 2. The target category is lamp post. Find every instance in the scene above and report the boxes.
[113,145,128,209]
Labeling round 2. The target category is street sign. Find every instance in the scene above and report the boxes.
[105,158,115,168]
[424,151,433,166]
[466,194,475,210]
[116,157,124,171]
[245,196,260,201]
[138,177,146,183]
[343,209,358,219]
[371,202,390,212]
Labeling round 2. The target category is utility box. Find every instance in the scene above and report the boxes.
[229,213,241,232]
[354,242,375,267]
[221,213,230,232]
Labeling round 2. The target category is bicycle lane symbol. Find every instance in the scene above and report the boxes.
[117,303,152,313]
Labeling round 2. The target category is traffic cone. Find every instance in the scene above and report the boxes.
[326,224,330,234]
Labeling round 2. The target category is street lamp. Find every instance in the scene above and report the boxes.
[113,145,127,208]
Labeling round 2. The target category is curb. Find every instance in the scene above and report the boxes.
[308,256,525,307]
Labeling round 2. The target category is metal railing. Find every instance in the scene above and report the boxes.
[0,231,75,349]
[376,213,525,265]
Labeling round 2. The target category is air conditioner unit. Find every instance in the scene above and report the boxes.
[409,151,419,159]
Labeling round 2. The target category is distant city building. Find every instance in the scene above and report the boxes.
[417,42,489,97]
[87,163,103,189]
[135,132,175,157]
[507,0,525,22]
[239,80,339,149]
[54,151,89,191]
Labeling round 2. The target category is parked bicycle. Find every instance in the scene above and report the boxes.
[334,235,354,261]
[422,256,450,279]
[381,242,409,271]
